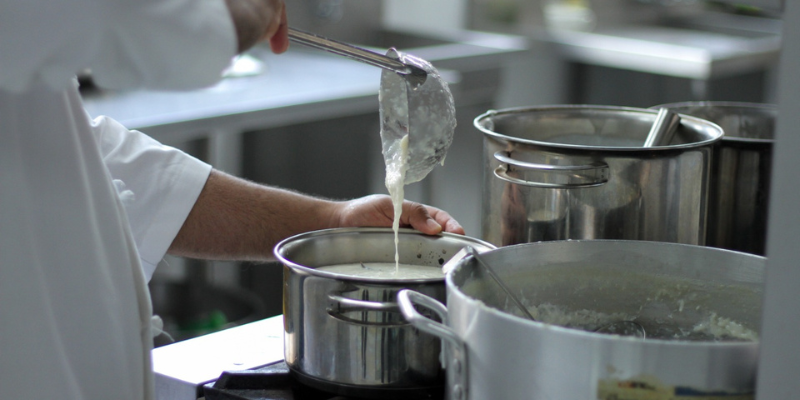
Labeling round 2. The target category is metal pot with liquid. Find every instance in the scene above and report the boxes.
[274,227,495,399]
[399,240,764,400]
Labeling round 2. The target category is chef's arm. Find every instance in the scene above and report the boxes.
[168,169,464,261]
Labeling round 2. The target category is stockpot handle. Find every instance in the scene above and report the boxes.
[493,151,609,188]
[398,289,469,400]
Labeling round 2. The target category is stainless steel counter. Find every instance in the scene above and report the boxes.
[545,22,780,80]
[532,9,781,79]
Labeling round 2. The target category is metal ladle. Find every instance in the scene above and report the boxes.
[288,27,454,184]
[463,246,645,339]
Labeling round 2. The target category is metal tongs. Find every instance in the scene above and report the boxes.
[288,27,428,87]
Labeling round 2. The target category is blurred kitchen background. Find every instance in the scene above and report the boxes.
[81,0,782,344]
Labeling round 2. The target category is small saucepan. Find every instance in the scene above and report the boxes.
[274,227,495,399]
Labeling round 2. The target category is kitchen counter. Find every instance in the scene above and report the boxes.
[540,12,781,80]
[545,24,780,80]
[152,315,284,400]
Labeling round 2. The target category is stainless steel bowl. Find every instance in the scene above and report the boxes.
[274,227,495,399]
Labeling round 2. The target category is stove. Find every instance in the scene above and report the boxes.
[203,361,445,400]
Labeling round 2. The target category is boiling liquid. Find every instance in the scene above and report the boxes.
[317,262,445,280]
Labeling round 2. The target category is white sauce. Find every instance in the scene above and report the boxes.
[384,135,409,270]
[317,263,445,280]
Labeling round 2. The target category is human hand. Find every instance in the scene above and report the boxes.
[225,0,289,54]
[333,194,465,235]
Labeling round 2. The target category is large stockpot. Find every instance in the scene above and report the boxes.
[398,240,765,400]
[475,105,724,247]
[274,227,495,399]
[653,102,776,255]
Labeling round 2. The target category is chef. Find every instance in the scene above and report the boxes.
[0,1,464,399]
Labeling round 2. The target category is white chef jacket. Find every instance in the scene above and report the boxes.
[0,1,237,399]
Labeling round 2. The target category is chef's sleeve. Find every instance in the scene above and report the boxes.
[91,114,212,281]
[0,0,237,92]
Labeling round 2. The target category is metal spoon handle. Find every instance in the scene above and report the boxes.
[465,246,537,321]
[288,27,417,76]
[644,108,681,147]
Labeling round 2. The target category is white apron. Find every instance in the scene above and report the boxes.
[0,0,236,398]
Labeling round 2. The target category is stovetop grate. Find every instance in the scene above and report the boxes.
[203,361,345,400]
[203,361,444,400]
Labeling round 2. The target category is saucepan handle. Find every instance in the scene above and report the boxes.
[493,151,609,188]
[398,289,469,400]
[397,290,455,343]
[328,294,399,312]
[327,293,407,327]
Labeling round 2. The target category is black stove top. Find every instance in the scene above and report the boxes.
[204,362,335,400]
[203,362,444,400]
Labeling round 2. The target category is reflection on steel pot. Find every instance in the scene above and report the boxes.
[399,240,764,400]
[475,105,723,247]
[653,102,776,255]
[274,227,495,399]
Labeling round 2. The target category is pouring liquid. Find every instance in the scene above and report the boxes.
[384,135,409,271]
[379,50,455,273]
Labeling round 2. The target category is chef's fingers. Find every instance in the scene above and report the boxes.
[427,207,465,235]
[401,201,464,235]
[266,2,289,53]
[333,195,464,235]
[401,201,441,235]
[226,0,287,53]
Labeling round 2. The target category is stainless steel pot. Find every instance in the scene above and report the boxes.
[399,240,764,400]
[475,105,723,247]
[274,227,495,399]
[653,102,776,255]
